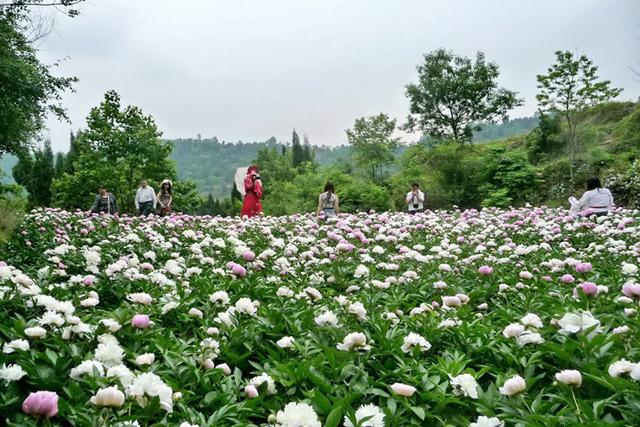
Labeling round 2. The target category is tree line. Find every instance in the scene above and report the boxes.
[0,0,633,225]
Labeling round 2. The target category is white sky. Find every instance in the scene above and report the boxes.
[36,0,640,152]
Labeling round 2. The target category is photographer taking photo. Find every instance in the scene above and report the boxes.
[406,182,425,214]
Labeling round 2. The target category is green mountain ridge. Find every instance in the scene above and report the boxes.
[0,116,540,198]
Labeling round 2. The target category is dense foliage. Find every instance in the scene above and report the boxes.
[170,137,350,199]
[0,208,639,426]
[51,91,200,213]
[0,4,77,155]
[404,49,522,143]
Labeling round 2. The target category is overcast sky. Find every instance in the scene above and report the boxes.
[37,0,640,152]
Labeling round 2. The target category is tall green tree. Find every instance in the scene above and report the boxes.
[536,50,622,178]
[12,140,55,206]
[404,49,522,144]
[52,90,177,211]
[346,113,401,181]
[0,5,78,155]
[54,152,65,178]
[291,130,305,168]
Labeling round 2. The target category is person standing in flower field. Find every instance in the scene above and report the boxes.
[156,179,173,216]
[135,180,157,216]
[317,182,340,219]
[241,166,263,218]
[406,182,425,214]
[89,185,117,214]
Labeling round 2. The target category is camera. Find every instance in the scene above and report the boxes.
[413,203,419,209]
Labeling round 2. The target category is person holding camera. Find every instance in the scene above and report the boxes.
[406,182,425,214]
[241,165,263,218]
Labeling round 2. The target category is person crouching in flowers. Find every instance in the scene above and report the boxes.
[241,166,263,218]
[156,179,173,216]
[317,182,339,219]
[569,176,614,218]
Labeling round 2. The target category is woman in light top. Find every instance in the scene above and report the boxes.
[576,177,614,217]
[317,182,339,219]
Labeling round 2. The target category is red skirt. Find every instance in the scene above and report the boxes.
[241,193,263,218]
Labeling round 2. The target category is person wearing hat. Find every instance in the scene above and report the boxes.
[156,179,173,216]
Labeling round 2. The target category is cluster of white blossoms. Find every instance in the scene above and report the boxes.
[2,206,640,425]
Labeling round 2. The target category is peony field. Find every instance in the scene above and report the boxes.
[1,207,639,427]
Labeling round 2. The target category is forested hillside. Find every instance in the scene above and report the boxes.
[169,137,352,197]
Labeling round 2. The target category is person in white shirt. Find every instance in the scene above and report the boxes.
[406,182,425,214]
[575,177,613,217]
[135,180,157,216]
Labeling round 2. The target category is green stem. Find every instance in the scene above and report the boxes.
[520,395,533,414]
[570,387,583,421]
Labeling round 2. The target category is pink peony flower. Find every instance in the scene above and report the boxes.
[575,262,593,273]
[478,266,493,276]
[242,251,256,262]
[244,385,258,398]
[131,314,150,329]
[390,382,416,397]
[82,276,94,286]
[622,282,640,298]
[230,263,247,278]
[579,282,598,296]
[560,274,575,284]
[22,391,59,418]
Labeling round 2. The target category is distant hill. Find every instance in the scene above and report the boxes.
[0,155,17,184]
[1,117,538,197]
[473,116,539,142]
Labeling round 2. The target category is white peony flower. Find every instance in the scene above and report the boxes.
[555,370,582,386]
[315,310,339,327]
[608,359,636,377]
[134,353,155,366]
[337,332,371,352]
[449,373,479,399]
[344,403,385,427]
[469,416,504,427]
[557,311,600,335]
[347,302,367,320]
[0,363,27,383]
[249,373,277,395]
[401,332,431,353]
[499,375,526,396]
[209,291,230,304]
[276,336,296,349]
[126,293,153,305]
[4,339,30,353]
[520,313,543,328]
[70,360,105,380]
[90,386,125,407]
[275,402,321,427]
[502,323,524,338]
[24,326,47,338]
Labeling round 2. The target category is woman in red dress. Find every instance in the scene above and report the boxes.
[241,165,263,218]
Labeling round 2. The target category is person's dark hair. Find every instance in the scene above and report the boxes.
[324,182,335,193]
[411,182,420,189]
[586,177,602,191]
[99,185,107,190]
[161,181,172,195]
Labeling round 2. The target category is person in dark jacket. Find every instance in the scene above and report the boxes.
[90,185,117,214]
